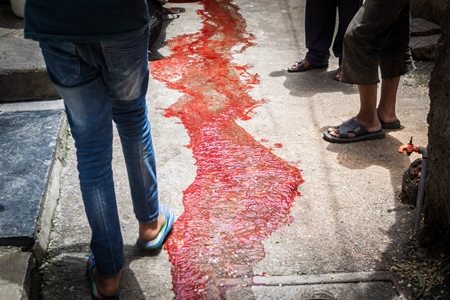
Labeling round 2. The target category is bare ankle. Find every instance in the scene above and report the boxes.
[377,108,397,122]
[92,266,122,297]
[139,213,165,241]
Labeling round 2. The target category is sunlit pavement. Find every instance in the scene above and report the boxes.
[1,0,433,299]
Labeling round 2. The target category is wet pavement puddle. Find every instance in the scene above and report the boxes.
[151,0,304,298]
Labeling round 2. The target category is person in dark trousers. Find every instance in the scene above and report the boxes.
[24,1,175,298]
[323,0,415,143]
[288,0,362,81]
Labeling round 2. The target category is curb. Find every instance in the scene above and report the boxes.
[33,113,68,262]
[0,102,67,300]
[222,272,412,300]
[0,250,34,300]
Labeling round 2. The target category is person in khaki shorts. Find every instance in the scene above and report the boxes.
[323,0,415,143]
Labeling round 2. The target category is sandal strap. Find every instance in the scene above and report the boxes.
[336,118,370,137]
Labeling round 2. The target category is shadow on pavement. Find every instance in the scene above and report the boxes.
[323,131,450,298]
[36,244,168,300]
[269,69,359,98]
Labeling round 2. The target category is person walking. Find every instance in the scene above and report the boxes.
[323,0,415,143]
[24,1,175,298]
[288,0,362,81]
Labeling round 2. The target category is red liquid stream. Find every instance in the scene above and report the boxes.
[151,0,304,298]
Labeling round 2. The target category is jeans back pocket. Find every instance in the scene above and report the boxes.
[40,42,80,86]
[102,34,147,76]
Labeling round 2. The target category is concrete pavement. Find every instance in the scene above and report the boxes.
[0,2,59,102]
[0,0,436,299]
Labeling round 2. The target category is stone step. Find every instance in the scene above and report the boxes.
[410,17,441,60]
[0,3,59,102]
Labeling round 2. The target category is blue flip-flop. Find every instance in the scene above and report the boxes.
[136,206,175,250]
[87,255,120,300]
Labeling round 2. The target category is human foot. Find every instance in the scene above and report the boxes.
[378,116,401,129]
[287,59,328,72]
[334,67,342,81]
[138,210,166,242]
[323,117,385,143]
[87,255,121,299]
[376,107,400,129]
[136,206,175,250]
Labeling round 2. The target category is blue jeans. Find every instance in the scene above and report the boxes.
[40,29,159,277]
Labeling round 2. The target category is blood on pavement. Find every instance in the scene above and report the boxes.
[150,0,304,298]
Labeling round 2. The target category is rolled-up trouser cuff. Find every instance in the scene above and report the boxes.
[341,0,414,85]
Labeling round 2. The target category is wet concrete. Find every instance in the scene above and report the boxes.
[0,0,435,299]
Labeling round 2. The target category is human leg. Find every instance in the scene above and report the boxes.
[101,30,173,246]
[376,3,413,126]
[304,0,336,66]
[325,0,412,142]
[110,95,167,243]
[378,4,415,80]
[110,95,168,243]
[325,76,401,140]
[355,84,379,129]
[289,0,336,72]
[40,41,124,296]
[333,0,362,80]
[341,0,411,85]
[333,0,363,65]
[377,76,401,124]
[326,83,381,139]
[87,255,122,299]
[325,77,405,143]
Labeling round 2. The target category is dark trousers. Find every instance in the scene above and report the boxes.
[304,0,362,67]
[341,0,415,85]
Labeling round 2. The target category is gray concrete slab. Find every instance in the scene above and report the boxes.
[0,251,34,300]
[251,272,411,299]
[222,272,411,299]
[0,109,65,246]
[0,3,59,102]
[251,282,400,300]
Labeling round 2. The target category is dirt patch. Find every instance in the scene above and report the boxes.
[391,232,450,299]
